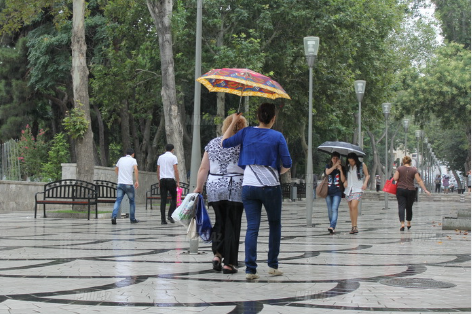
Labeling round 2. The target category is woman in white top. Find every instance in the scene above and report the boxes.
[344,152,370,234]
[194,115,248,274]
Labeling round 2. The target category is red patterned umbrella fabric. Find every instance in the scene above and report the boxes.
[196,68,290,100]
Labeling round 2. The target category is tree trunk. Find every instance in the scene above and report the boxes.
[146,0,187,183]
[71,0,94,183]
[367,129,381,189]
[120,101,131,155]
[146,115,165,172]
[216,92,225,136]
[93,103,107,166]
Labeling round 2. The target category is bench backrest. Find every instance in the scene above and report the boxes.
[43,180,96,199]
[94,180,117,199]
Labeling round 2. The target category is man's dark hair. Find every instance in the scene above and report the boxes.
[165,144,174,152]
[126,148,134,155]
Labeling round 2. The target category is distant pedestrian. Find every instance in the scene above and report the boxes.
[111,148,139,225]
[467,171,471,192]
[344,153,370,234]
[442,175,449,194]
[393,156,430,231]
[434,174,441,193]
[313,173,318,200]
[157,144,180,224]
[375,175,381,192]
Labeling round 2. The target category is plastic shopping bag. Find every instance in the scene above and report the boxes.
[195,194,212,243]
[186,218,199,240]
[171,193,198,227]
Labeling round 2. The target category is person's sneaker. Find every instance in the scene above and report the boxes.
[246,273,259,280]
[168,216,175,223]
[111,218,116,225]
[161,220,168,225]
[268,267,283,276]
[130,219,139,223]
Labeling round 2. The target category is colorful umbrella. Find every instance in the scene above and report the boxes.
[196,68,291,101]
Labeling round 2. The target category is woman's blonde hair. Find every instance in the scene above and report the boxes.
[221,115,248,135]
[402,156,412,165]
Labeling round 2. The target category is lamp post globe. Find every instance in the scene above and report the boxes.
[354,80,366,149]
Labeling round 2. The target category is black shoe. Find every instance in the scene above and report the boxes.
[328,228,334,234]
[212,256,222,271]
[407,226,411,230]
[111,218,116,225]
[400,226,405,231]
[130,219,139,223]
[168,216,175,223]
[222,265,238,274]
[161,220,168,225]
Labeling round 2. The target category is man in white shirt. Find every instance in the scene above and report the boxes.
[111,148,139,225]
[157,144,180,224]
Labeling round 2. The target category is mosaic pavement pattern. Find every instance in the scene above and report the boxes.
[0,197,470,314]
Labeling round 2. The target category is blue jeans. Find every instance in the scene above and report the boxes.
[112,184,136,221]
[242,185,282,274]
[325,194,341,229]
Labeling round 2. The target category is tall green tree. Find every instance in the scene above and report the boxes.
[431,0,471,48]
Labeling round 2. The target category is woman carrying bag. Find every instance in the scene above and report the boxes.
[392,156,430,231]
[323,151,345,234]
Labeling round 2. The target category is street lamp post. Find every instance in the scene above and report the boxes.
[354,80,366,149]
[188,0,203,254]
[415,130,422,203]
[382,103,391,210]
[303,36,320,227]
[189,0,203,191]
[402,118,409,157]
[427,143,432,190]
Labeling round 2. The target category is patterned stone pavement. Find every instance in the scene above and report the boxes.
[0,196,470,314]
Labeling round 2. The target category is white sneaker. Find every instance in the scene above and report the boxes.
[245,273,260,280]
[268,267,283,276]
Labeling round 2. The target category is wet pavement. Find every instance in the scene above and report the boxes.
[0,196,470,313]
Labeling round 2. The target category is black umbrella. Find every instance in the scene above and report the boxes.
[317,141,365,157]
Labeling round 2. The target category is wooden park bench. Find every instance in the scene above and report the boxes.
[34,179,98,220]
[146,182,189,210]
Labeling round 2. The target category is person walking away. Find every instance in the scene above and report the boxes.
[313,173,318,200]
[375,175,381,192]
[393,156,431,231]
[324,152,345,234]
[467,171,471,193]
[111,148,139,224]
[157,144,180,224]
[442,175,449,194]
[194,115,248,274]
[344,153,370,234]
[434,174,441,193]
[222,103,292,280]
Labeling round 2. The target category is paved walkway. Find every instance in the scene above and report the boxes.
[0,197,470,313]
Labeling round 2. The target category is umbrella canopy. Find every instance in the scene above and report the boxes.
[317,141,365,157]
[196,68,291,100]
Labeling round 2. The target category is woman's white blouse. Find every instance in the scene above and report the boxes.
[345,165,364,195]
